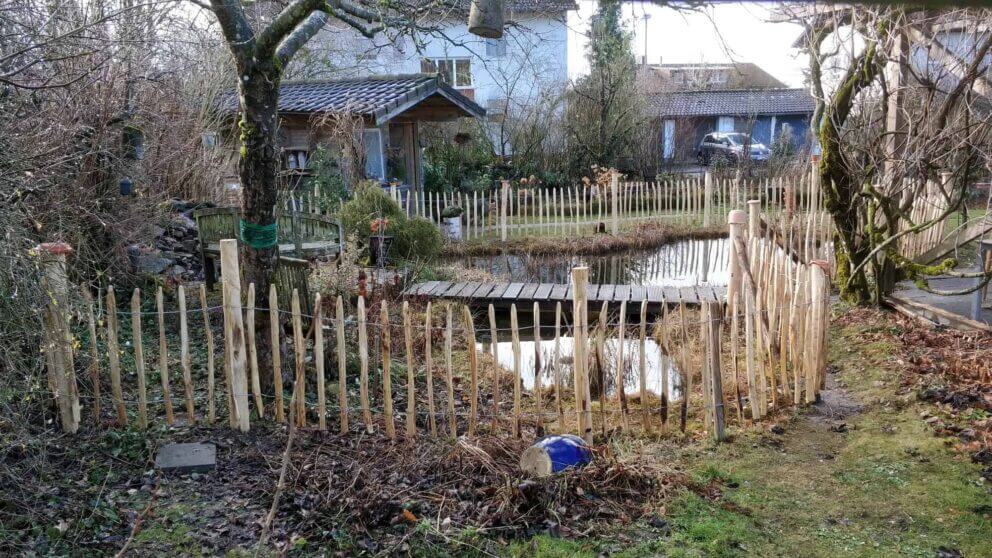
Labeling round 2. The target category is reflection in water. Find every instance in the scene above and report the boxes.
[464,237,729,287]
[476,330,683,401]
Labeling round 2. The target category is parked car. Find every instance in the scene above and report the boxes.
[697,132,771,166]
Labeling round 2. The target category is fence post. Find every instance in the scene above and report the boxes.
[219,239,250,432]
[131,288,148,429]
[747,199,761,240]
[268,284,284,423]
[105,286,127,425]
[809,261,829,403]
[464,305,478,436]
[315,294,326,431]
[38,242,80,433]
[500,180,509,241]
[703,172,714,227]
[510,303,522,438]
[727,210,746,316]
[81,286,101,426]
[155,287,175,425]
[403,301,416,440]
[610,171,620,235]
[336,295,348,434]
[381,301,395,441]
[571,266,593,444]
[705,300,727,441]
[177,285,196,422]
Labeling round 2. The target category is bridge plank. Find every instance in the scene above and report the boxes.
[458,282,482,298]
[630,285,646,302]
[646,286,664,303]
[471,283,496,299]
[403,282,718,309]
[615,285,631,302]
[586,284,601,302]
[488,283,510,299]
[444,282,467,297]
[502,283,525,299]
[534,283,554,300]
[518,283,539,300]
[597,284,615,302]
[427,282,451,297]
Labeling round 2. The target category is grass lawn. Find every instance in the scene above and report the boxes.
[489,308,990,557]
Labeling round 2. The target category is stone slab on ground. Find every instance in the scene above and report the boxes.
[893,275,991,327]
[155,442,216,473]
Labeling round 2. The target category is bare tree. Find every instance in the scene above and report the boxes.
[788,5,992,303]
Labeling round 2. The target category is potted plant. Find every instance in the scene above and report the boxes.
[440,205,464,241]
[369,217,393,267]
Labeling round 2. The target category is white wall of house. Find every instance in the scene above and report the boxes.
[299,12,570,149]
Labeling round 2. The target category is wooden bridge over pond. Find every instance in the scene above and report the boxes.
[403,281,725,310]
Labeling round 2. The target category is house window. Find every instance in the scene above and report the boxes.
[421,57,473,88]
[283,149,309,171]
[485,37,506,58]
[363,129,385,182]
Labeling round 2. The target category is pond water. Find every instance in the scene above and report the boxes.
[461,237,730,287]
[476,333,683,400]
[461,238,733,401]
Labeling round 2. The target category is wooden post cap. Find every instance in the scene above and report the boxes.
[36,242,73,255]
[810,259,831,273]
[747,199,761,207]
[728,210,747,225]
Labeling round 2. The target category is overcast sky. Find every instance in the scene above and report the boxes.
[567,1,807,88]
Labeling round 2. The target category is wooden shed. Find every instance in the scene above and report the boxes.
[223,74,485,203]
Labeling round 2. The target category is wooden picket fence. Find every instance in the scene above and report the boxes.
[40,204,831,441]
[279,169,829,241]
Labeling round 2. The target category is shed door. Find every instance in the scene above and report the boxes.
[717,116,735,132]
[662,120,675,159]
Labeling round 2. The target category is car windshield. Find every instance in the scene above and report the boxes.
[724,133,750,145]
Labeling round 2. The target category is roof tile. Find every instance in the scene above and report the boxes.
[220,74,485,123]
[648,88,815,118]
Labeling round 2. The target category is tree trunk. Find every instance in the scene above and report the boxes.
[238,65,283,393]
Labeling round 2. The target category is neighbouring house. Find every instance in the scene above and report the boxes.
[294,0,576,154]
[636,62,815,165]
[215,74,485,203]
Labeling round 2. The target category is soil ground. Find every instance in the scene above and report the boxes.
[3,305,989,557]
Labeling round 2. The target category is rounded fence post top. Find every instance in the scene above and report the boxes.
[747,199,761,206]
[810,259,831,273]
[728,210,747,225]
[36,242,73,256]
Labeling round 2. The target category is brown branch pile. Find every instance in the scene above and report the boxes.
[268,433,687,546]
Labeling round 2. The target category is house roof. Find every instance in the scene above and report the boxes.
[648,88,815,118]
[636,62,788,94]
[222,74,485,124]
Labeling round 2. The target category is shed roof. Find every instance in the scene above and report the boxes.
[223,74,485,124]
[648,88,815,118]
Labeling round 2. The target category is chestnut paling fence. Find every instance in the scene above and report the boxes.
[282,167,957,263]
[41,205,831,442]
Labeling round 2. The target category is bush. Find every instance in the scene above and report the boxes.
[339,186,443,264]
[393,217,443,262]
[339,183,405,243]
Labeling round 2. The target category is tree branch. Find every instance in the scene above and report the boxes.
[208,0,255,61]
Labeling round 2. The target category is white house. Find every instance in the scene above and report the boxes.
[296,1,576,153]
